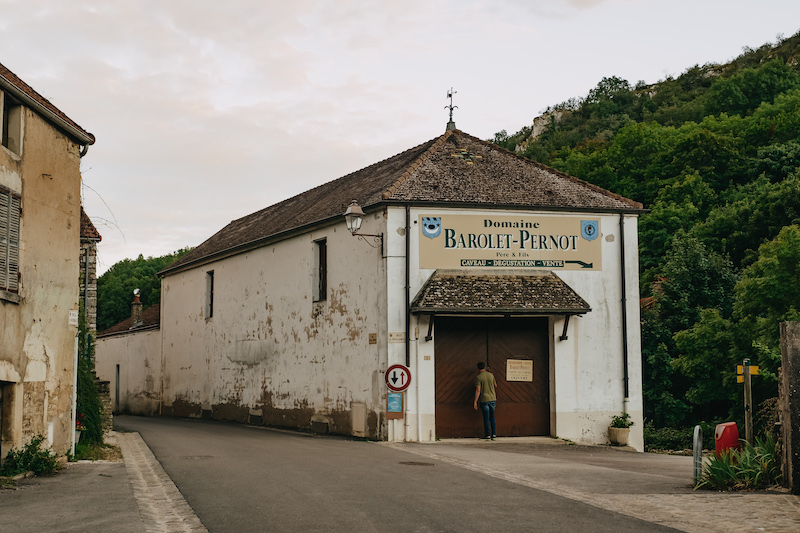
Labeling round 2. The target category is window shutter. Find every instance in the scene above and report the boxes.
[0,188,20,292]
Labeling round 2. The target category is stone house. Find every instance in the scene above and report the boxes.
[0,61,95,458]
[96,128,647,450]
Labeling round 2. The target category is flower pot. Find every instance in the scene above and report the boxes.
[608,427,629,446]
[75,430,82,445]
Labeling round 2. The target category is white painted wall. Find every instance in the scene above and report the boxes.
[391,207,644,450]
[101,204,643,450]
[160,212,388,437]
[95,329,162,416]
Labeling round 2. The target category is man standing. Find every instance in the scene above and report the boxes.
[473,362,497,440]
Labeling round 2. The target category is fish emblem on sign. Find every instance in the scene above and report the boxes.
[421,217,441,239]
[581,220,599,241]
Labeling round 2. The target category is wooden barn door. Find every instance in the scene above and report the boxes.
[434,317,549,438]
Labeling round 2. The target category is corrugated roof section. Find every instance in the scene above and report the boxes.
[162,129,643,276]
[410,270,591,315]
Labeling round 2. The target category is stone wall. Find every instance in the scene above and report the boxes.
[79,241,99,334]
[95,378,113,433]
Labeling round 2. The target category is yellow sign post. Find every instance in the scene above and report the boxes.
[737,360,758,443]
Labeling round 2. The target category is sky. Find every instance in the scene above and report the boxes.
[2,0,799,274]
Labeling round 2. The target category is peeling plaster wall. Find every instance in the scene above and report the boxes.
[0,103,82,456]
[95,328,162,416]
[160,214,388,438]
[400,207,644,450]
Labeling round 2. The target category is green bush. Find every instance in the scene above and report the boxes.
[76,300,104,445]
[0,435,60,476]
[695,433,780,490]
[611,413,634,428]
[644,421,717,451]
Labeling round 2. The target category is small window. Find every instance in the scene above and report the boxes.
[0,186,21,293]
[2,93,22,155]
[205,270,214,319]
[313,239,327,302]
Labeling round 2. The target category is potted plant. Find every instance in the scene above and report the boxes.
[608,413,633,446]
[75,413,87,444]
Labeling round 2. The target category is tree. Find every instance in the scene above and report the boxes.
[657,233,737,332]
[97,248,192,331]
[733,225,800,361]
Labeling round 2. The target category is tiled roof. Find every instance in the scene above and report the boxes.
[0,61,94,145]
[97,304,160,337]
[163,129,643,275]
[410,270,591,315]
[80,207,102,241]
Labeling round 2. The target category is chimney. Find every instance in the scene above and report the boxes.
[131,289,142,326]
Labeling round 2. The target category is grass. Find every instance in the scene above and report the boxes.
[72,441,123,462]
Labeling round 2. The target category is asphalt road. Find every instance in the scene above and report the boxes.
[115,416,679,533]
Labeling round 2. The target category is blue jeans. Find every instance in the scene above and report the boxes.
[480,401,496,437]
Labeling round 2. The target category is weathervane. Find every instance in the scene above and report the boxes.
[445,87,457,131]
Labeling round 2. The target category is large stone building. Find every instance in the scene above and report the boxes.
[0,62,95,457]
[97,128,647,450]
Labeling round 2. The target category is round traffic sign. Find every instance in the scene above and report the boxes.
[385,364,411,392]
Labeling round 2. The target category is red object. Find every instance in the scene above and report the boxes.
[714,422,741,458]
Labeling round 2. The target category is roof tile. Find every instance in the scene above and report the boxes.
[410,270,591,315]
[163,130,642,275]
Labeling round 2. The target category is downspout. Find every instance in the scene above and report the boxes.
[71,335,78,456]
[405,205,411,368]
[619,213,630,403]
[404,205,411,441]
[84,244,90,360]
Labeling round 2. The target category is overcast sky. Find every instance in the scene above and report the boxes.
[2,0,799,274]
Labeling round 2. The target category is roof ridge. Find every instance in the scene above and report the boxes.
[382,129,454,200]
[452,130,644,210]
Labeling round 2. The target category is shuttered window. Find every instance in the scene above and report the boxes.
[0,186,21,292]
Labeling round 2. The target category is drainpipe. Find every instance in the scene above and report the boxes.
[71,335,78,456]
[404,205,411,441]
[405,205,411,368]
[84,245,90,361]
[619,213,630,404]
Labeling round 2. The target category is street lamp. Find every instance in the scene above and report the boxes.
[344,200,383,250]
[344,200,365,235]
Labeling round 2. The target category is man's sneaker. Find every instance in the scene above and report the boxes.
[491,436,496,440]
[481,436,491,440]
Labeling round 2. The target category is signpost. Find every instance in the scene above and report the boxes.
[385,364,411,392]
[385,365,410,421]
[737,359,759,444]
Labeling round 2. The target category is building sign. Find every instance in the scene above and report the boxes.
[419,214,602,270]
[506,359,533,382]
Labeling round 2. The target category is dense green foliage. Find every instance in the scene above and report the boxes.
[77,299,104,445]
[0,435,60,476]
[493,31,800,431]
[643,421,716,452]
[97,248,191,331]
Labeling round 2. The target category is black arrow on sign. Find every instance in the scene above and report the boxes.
[565,260,593,269]
[391,371,398,384]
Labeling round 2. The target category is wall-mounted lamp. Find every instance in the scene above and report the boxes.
[344,200,383,250]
